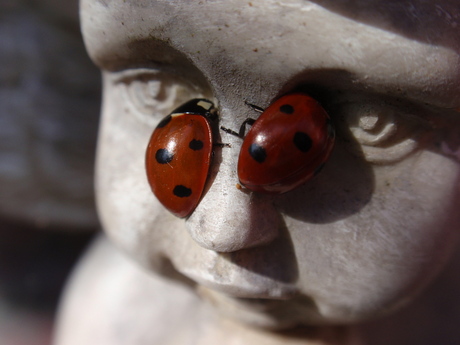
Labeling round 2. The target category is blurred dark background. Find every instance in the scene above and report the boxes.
[0,0,99,343]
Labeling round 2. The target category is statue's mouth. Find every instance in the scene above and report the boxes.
[176,263,299,300]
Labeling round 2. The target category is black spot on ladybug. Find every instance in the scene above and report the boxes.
[155,148,174,164]
[156,115,172,128]
[280,104,294,114]
[249,143,267,163]
[314,162,325,176]
[189,139,204,151]
[173,185,192,198]
[293,132,312,152]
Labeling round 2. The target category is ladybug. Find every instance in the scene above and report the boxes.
[237,93,335,193]
[145,99,216,218]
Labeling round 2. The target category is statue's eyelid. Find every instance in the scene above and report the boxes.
[335,100,431,164]
[107,69,206,126]
[110,68,163,84]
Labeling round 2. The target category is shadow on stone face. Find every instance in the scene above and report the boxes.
[310,0,460,54]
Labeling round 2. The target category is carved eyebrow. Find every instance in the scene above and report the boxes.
[87,38,188,72]
[84,6,460,111]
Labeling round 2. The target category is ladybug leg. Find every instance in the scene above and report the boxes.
[238,118,256,137]
[220,118,256,139]
[220,100,261,138]
[219,100,262,138]
[214,142,231,148]
[244,100,264,113]
[220,126,240,137]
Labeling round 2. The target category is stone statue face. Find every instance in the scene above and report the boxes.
[81,0,460,328]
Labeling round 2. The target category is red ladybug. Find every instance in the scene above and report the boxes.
[145,99,215,218]
[237,93,335,193]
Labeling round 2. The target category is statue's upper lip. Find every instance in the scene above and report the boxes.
[171,231,299,300]
[177,265,299,300]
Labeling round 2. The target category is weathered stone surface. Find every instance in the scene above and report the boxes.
[56,1,460,344]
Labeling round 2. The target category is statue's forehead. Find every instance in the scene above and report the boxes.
[81,0,460,108]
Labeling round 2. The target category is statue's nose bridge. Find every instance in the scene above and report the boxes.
[185,138,280,253]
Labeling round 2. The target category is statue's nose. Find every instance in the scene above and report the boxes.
[185,149,280,253]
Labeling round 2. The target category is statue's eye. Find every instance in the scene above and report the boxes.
[337,98,431,164]
[110,68,207,126]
